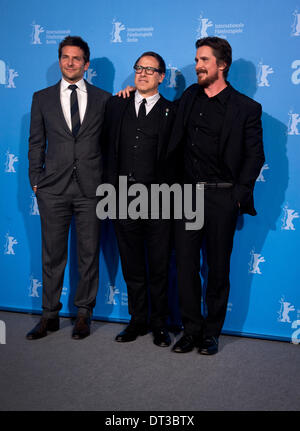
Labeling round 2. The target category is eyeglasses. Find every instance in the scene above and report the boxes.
[134,65,161,75]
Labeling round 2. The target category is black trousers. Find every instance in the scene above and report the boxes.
[174,187,239,338]
[114,217,171,329]
[36,178,101,318]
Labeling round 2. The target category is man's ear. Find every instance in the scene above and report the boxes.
[159,73,165,84]
[218,61,227,72]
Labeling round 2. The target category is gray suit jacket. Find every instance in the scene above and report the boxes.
[28,79,111,197]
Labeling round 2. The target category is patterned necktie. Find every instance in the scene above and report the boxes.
[138,98,147,120]
[68,84,81,136]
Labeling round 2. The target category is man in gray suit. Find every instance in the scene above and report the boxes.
[27,36,110,340]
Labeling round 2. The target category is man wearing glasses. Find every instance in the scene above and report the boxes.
[104,52,177,347]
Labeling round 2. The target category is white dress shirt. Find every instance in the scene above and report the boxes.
[134,90,160,117]
[60,78,88,131]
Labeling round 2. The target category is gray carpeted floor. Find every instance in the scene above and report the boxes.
[0,310,299,411]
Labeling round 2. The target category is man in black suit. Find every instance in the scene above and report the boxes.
[170,37,265,354]
[104,52,177,347]
[27,36,110,340]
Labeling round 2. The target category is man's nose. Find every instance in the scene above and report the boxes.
[196,64,205,72]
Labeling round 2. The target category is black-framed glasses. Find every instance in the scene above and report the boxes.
[134,65,161,75]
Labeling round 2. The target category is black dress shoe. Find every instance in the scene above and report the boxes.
[72,315,91,340]
[26,317,59,340]
[198,336,219,355]
[152,328,171,347]
[115,323,148,342]
[172,334,199,353]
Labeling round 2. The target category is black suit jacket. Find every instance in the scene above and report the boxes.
[168,83,265,215]
[103,92,177,185]
[28,80,111,197]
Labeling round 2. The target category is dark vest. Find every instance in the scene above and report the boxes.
[118,99,161,184]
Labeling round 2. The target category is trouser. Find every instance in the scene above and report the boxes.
[174,187,239,337]
[36,178,101,318]
[114,217,171,328]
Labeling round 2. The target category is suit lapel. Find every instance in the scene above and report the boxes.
[168,84,198,156]
[76,80,93,137]
[115,93,135,153]
[219,90,240,155]
[183,86,199,127]
[54,81,73,136]
[157,96,171,159]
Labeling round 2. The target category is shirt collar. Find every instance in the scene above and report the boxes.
[198,83,232,105]
[61,78,87,92]
[215,84,231,105]
[135,90,160,105]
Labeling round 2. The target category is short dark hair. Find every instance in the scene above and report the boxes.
[134,51,166,74]
[58,36,90,63]
[195,37,232,78]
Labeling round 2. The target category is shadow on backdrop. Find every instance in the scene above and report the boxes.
[17,112,43,312]
[222,59,288,335]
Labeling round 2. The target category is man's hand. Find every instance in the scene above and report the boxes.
[33,186,37,194]
[115,85,135,98]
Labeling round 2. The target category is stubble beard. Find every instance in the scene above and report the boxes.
[197,70,219,88]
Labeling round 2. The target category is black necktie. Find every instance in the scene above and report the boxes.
[68,84,81,136]
[138,98,147,120]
